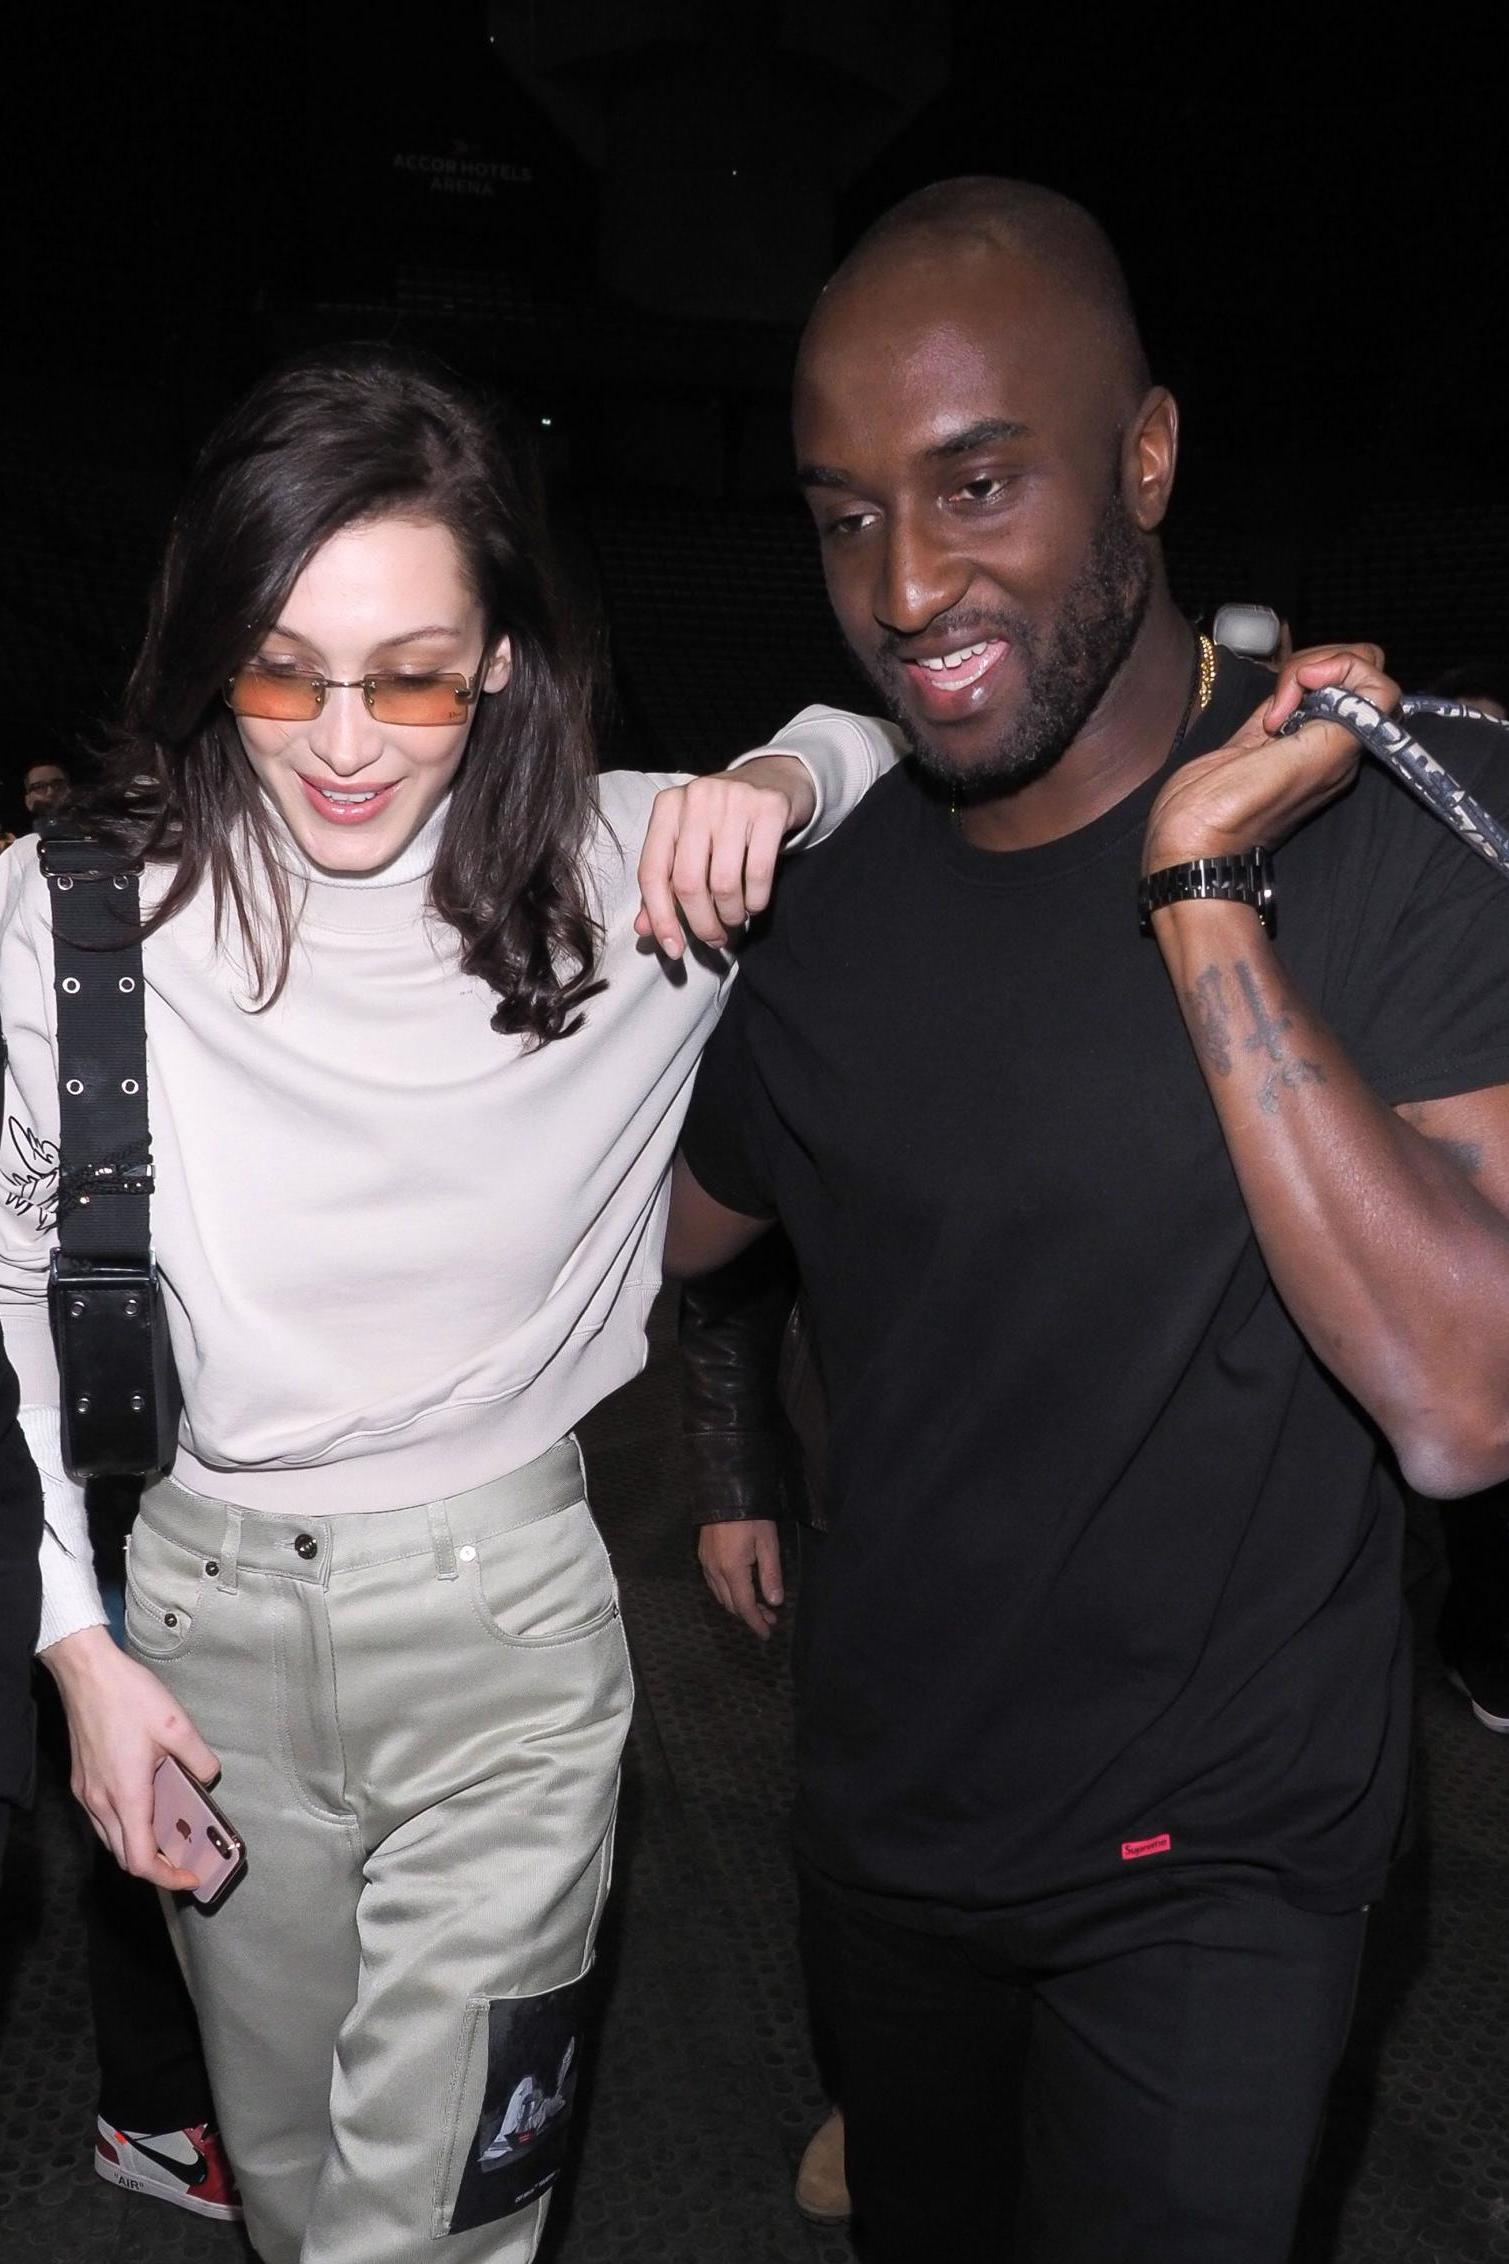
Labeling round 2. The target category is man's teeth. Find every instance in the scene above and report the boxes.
[917,642,992,673]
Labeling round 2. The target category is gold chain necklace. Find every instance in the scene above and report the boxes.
[1193,629,1217,716]
[1175,630,1218,753]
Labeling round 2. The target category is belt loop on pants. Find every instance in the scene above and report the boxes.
[427,1501,458,1581]
[215,1506,243,1595]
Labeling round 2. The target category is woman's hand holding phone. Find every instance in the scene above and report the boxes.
[152,1756,246,1908]
[40,1625,221,1890]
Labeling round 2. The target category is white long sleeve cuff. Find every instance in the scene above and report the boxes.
[20,1402,107,1651]
[736,705,904,846]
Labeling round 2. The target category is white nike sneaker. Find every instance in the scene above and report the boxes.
[94,2116,245,2221]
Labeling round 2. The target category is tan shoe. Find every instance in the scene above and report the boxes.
[794,2105,850,2224]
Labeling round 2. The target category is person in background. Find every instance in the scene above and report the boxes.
[681,1234,810,1637]
[677,1241,849,2224]
[22,759,70,830]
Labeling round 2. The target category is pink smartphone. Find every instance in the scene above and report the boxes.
[151,1756,246,1910]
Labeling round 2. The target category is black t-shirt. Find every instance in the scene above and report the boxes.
[681,656,1509,1916]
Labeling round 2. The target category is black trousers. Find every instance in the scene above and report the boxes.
[88,1846,213,2132]
[1439,1484,1509,1645]
[88,1478,213,2134]
[0,1338,42,1838]
[800,1863,1366,2264]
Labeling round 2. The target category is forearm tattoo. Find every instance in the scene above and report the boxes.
[1182,967,1233,1077]
[1183,960,1327,1115]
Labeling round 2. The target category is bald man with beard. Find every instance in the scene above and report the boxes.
[667,179,1509,2263]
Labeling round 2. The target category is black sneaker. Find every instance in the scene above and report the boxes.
[1442,1635,1509,1734]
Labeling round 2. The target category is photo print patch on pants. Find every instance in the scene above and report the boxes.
[447,1975,587,2233]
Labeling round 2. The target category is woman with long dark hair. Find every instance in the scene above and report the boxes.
[0,345,893,2264]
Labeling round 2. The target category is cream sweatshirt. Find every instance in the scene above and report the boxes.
[0,712,898,1647]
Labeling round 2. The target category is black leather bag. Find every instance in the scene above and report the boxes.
[41,836,181,1478]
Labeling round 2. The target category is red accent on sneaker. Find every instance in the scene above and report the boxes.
[180,2124,243,2214]
[94,2117,244,2223]
[1121,1832,1172,1861]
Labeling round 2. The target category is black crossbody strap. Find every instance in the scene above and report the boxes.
[39,835,153,1265]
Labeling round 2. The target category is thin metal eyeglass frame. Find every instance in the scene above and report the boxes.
[222,652,490,726]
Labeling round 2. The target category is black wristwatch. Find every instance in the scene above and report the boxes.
[1138,848,1275,937]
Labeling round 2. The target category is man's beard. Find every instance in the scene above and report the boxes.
[869,488,1153,800]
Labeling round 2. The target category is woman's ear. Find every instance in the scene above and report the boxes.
[482,635,512,695]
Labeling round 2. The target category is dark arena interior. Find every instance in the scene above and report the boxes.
[1,7,1507,2261]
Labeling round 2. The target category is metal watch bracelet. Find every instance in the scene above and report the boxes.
[1138,848,1275,936]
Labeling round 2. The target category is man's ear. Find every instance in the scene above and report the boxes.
[1123,387,1179,533]
[482,634,513,695]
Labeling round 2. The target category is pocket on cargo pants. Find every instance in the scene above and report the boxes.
[435,1966,594,2237]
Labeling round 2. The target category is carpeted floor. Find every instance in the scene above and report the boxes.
[1,1301,1506,2262]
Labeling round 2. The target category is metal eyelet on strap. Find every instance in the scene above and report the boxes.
[112,873,130,889]
[121,1079,140,1095]
[61,977,80,994]
[53,875,73,891]
[65,1078,83,1095]
[118,977,136,993]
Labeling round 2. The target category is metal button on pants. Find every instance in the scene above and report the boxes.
[123,1439,632,2264]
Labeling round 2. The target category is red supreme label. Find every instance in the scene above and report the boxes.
[1121,1833,1172,1862]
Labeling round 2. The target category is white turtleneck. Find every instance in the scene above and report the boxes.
[0,713,897,1647]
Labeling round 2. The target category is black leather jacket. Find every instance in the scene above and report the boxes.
[676,1232,829,1529]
